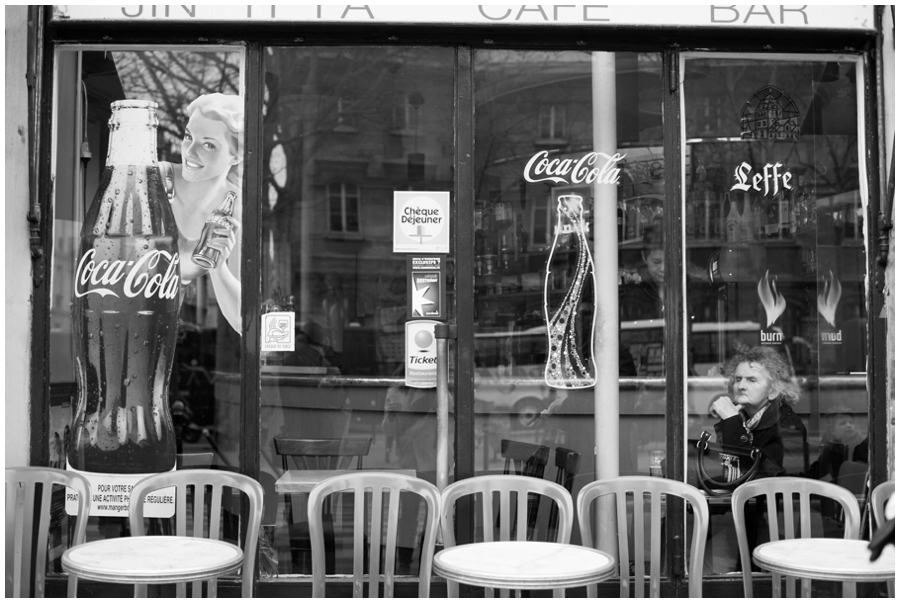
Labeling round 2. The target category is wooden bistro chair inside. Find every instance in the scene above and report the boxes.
[441,474,574,597]
[307,472,441,598]
[6,467,91,598]
[576,476,709,598]
[129,469,263,598]
[500,439,550,541]
[274,437,372,573]
[731,477,861,598]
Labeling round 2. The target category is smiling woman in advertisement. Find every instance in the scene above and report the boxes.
[159,93,244,333]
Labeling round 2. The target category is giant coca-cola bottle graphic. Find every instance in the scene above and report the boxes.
[68,100,180,473]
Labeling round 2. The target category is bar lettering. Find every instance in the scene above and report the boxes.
[781,5,809,25]
[743,5,775,24]
[342,6,375,19]
[711,5,740,23]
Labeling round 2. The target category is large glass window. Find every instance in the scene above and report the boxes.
[259,47,455,578]
[472,51,666,548]
[681,55,868,576]
[48,46,246,564]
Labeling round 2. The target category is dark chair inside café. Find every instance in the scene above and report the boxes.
[273,437,372,574]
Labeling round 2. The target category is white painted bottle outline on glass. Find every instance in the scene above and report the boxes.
[543,194,597,389]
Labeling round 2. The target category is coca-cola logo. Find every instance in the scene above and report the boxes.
[75,249,180,300]
[524,151,624,186]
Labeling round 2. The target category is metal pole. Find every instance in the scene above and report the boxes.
[591,52,620,557]
[434,322,456,494]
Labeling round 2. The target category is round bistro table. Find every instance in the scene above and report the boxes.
[62,535,243,597]
[753,538,895,582]
[433,541,616,592]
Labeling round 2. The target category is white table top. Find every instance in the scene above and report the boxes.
[753,538,895,582]
[62,536,244,584]
[433,541,616,590]
[274,469,417,494]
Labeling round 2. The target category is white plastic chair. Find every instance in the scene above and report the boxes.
[440,474,573,597]
[871,480,895,597]
[307,472,441,598]
[6,467,91,598]
[576,476,709,598]
[129,469,263,598]
[732,477,860,598]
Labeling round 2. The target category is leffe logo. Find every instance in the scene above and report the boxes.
[524,151,624,186]
[75,249,180,300]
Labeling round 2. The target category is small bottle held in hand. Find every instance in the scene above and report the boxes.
[192,191,236,269]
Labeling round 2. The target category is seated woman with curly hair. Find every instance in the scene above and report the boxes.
[708,344,802,478]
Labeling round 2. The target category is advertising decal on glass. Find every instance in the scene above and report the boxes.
[757,270,787,345]
[262,312,296,352]
[740,85,801,142]
[543,194,597,389]
[407,256,444,320]
[405,320,439,388]
[393,191,450,253]
[818,271,843,345]
[67,101,178,517]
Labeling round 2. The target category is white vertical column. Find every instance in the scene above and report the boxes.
[591,52,620,556]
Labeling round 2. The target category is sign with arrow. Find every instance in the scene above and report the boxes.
[393,191,450,253]
[408,256,444,320]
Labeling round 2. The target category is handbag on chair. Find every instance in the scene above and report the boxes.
[694,430,761,496]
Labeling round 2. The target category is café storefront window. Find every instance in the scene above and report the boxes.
[681,54,869,575]
[35,6,886,597]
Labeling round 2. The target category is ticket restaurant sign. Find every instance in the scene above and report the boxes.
[52,5,876,31]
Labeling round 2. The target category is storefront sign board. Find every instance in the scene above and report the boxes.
[405,320,438,388]
[65,467,176,518]
[393,191,450,254]
[407,256,445,320]
[52,5,876,31]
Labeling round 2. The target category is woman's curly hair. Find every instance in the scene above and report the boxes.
[186,93,244,187]
[719,343,801,405]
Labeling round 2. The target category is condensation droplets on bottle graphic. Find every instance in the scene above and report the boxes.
[543,194,597,389]
[68,100,181,474]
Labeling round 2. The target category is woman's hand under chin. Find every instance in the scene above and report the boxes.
[709,396,741,420]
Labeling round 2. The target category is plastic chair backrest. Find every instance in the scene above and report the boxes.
[307,472,440,598]
[274,437,372,472]
[576,476,708,598]
[871,480,894,529]
[870,480,895,597]
[6,467,91,598]
[440,474,573,597]
[732,477,861,598]
[129,469,263,598]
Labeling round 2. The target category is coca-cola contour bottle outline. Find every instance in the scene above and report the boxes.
[68,100,181,474]
[543,194,597,389]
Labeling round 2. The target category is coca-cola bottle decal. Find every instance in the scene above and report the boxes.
[69,100,180,474]
[543,194,597,389]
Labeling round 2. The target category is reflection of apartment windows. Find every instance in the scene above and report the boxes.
[538,105,567,142]
[328,183,360,234]
[335,97,357,131]
[530,196,553,249]
[391,95,410,131]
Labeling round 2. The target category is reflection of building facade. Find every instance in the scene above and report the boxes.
[6,5,895,598]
